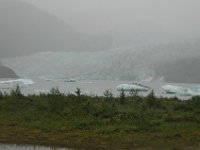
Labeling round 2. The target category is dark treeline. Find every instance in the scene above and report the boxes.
[0,86,200,134]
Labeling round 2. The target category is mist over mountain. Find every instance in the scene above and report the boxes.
[99,40,200,82]
[1,0,200,83]
[0,0,113,58]
[156,58,200,83]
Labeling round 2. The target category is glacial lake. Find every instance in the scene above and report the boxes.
[0,79,199,100]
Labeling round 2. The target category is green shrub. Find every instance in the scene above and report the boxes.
[0,88,199,133]
[146,90,161,108]
[0,91,3,100]
[10,85,23,99]
[119,89,126,105]
[75,88,81,97]
[103,89,114,101]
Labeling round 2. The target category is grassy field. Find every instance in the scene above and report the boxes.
[0,87,200,149]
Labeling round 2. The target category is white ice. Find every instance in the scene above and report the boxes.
[117,83,150,92]
[161,85,195,96]
[0,79,34,89]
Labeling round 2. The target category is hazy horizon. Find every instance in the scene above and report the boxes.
[19,0,200,38]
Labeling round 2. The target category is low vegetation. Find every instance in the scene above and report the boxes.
[0,87,200,149]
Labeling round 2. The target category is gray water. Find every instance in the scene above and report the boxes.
[0,79,199,99]
[0,144,71,150]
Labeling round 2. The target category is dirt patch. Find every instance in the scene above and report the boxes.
[0,125,200,150]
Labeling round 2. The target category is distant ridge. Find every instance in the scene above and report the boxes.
[156,58,200,83]
[0,65,19,78]
[0,0,113,58]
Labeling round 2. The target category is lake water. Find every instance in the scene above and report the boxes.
[0,79,197,99]
[0,79,199,99]
[0,144,71,150]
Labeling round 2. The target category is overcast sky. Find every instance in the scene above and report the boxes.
[17,0,200,38]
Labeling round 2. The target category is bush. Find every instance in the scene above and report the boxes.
[0,91,3,100]
[129,89,138,97]
[50,87,62,95]
[10,85,23,99]
[75,88,81,97]
[191,96,200,107]
[146,90,161,108]
[119,89,126,105]
[103,89,114,101]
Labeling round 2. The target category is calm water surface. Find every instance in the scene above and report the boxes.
[0,79,199,99]
[0,144,72,150]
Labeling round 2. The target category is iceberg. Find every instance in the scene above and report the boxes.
[42,77,76,82]
[63,78,76,82]
[161,85,195,96]
[117,83,151,92]
[0,79,34,89]
[195,86,200,93]
[191,86,200,96]
[162,85,186,94]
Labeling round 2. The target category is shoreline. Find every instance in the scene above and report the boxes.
[0,125,200,150]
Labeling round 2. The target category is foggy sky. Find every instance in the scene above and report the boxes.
[20,0,200,37]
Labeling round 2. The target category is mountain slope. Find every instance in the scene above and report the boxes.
[156,58,200,83]
[0,65,19,78]
[0,0,113,58]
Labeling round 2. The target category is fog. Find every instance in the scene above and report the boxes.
[21,0,200,37]
[1,0,200,83]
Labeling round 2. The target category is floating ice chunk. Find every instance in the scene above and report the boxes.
[0,79,34,89]
[63,78,76,82]
[195,86,200,93]
[180,89,195,96]
[44,78,54,81]
[117,83,150,92]
[41,77,76,82]
[190,86,200,96]
[162,85,194,96]
[162,85,186,94]
[16,79,34,85]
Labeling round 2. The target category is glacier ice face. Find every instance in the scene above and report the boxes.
[2,49,156,81]
[3,40,200,82]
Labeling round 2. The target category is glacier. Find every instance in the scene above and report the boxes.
[2,40,200,82]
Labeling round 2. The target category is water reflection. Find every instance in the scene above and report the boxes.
[0,144,71,150]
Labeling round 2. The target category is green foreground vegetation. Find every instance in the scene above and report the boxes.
[1,87,200,149]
